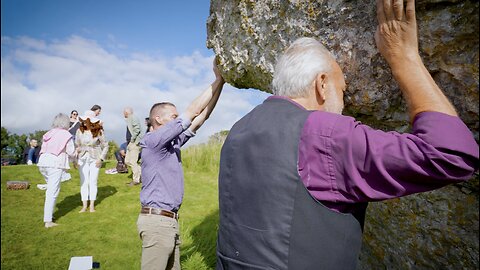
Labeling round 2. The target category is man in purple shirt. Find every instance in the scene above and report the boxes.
[137,60,225,270]
[216,0,479,269]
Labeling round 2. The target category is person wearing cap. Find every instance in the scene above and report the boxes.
[37,113,76,228]
[137,59,224,270]
[75,110,109,213]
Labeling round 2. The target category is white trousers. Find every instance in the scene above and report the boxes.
[39,167,64,222]
[78,154,99,201]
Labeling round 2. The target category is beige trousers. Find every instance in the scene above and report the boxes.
[125,142,141,183]
[137,214,181,270]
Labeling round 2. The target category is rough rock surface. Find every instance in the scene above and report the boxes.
[207,0,479,268]
[207,0,479,138]
[359,177,479,269]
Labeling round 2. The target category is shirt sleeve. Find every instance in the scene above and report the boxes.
[98,132,109,161]
[130,117,141,142]
[300,111,479,204]
[65,139,75,157]
[141,116,191,149]
[178,128,196,146]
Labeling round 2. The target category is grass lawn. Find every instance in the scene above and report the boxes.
[1,142,221,270]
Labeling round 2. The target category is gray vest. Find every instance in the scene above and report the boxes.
[217,98,364,269]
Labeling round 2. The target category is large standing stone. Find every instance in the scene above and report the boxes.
[207,0,478,137]
[207,0,479,268]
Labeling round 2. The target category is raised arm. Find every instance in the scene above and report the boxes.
[183,58,225,124]
[375,0,457,121]
[189,61,225,132]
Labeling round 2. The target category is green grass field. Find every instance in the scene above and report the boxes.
[1,142,222,270]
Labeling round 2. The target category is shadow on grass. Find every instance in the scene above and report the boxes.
[181,210,219,268]
[54,185,117,221]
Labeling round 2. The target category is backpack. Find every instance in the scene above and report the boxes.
[116,161,128,173]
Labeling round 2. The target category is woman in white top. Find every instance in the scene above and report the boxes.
[37,113,76,228]
[75,110,108,213]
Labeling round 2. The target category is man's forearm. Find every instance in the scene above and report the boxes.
[190,81,224,132]
[375,0,457,121]
[390,56,457,120]
[185,77,225,121]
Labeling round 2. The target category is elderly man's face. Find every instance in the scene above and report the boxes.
[323,61,346,114]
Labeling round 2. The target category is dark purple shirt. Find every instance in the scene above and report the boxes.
[270,97,479,213]
[139,116,194,211]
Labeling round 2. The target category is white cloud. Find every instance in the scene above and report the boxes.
[1,35,270,146]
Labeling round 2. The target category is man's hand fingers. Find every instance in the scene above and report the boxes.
[376,0,387,24]
[382,0,395,21]
[405,0,416,23]
[392,0,404,21]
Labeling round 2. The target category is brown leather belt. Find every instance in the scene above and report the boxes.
[141,207,179,220]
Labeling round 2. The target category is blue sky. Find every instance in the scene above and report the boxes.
[1,0,211,55]
[1,0,270,145]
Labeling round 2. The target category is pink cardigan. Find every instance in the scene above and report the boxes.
[40,128,72,156]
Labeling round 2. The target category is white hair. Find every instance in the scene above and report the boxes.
[124,107,133,114]
[51,113,70,129]
[272,37,335,98]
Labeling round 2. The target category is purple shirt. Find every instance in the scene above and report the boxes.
[139,116,194,211]
[267,97,479,213]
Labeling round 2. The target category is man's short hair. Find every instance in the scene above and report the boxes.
[272,37,335,98]
[149,102,176,122]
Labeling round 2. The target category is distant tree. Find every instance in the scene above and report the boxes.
[1,127,28,164]
[106,140,119,161]
[1,127,48,164]
[208,130,229,144]
[1,127,10,153]
[28,130,48,144]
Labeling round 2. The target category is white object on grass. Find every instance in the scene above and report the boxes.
[68,256,93,270]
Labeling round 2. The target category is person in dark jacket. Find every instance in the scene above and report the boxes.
[216,0,479,269]
[23,139,40,165]
[68,110,80,140]
[114,142,128,173]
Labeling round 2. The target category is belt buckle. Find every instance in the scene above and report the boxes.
[166,210,177,220]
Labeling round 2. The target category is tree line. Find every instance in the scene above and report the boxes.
[1,127,118,164]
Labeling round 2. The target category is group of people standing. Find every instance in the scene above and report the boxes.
[37,105,108,227]
[37,104,149,228]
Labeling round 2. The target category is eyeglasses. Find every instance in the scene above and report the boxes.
[72,113,78,116]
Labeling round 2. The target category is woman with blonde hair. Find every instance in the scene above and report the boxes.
[76,110,108,213]
[37,113,76,228]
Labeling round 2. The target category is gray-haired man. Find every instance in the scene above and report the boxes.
[124,107,145,186]
[216,0,479,269]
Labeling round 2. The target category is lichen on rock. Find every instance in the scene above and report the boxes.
[207,0,479,139]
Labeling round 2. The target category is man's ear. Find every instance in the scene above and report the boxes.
[315,73,327,102]
[154,115,162,126]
